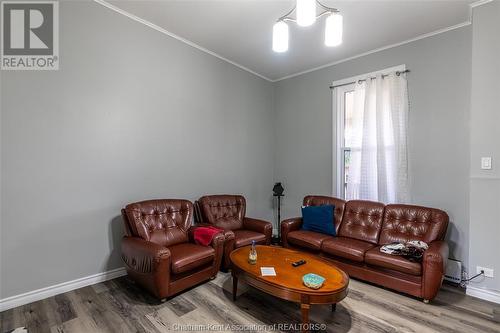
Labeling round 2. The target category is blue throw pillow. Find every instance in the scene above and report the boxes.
[301,205,336,236]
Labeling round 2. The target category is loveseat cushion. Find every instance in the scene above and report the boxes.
[365,246,422,276]
[321,237,375,262]
[338,200,385,244]
[125,199,192,247]
[379,204,449,245]
[287,230,333,251]
[198,195,246,230]
[169,243,215,274]
[233,230,266,248]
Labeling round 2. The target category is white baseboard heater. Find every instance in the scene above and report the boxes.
[444,258,462,283]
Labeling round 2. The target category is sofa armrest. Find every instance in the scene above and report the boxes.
[281,217,303,248]
[243,217,272,245]
[189,223,235,248]
[121,236,171,299]
[192,223,235,239]
[188,226,225,248]
[221,229,235,271]
[187,226,226,274]
[209,232,225,274]
[188,225,227,247]
[422,240,449,301]
[122,236,171,274]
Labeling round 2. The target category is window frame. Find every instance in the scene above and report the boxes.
[334,83,355,199]
[331,64,407,200]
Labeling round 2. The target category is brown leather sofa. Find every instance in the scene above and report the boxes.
[195,195,272,270]
[121,199,224,300]
[281,195,449,302]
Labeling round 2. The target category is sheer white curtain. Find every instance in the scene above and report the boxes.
[345,73,409,203]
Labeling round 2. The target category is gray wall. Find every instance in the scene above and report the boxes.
[469,1,500,292]
[0,1,274,298]
[2,0,496,301]
[274,27,472,268]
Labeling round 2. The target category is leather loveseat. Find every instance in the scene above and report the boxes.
[281,195,449,302]
[121,199,224,300]
[195,195,272,270]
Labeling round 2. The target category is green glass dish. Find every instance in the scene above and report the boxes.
[302,273,325,289]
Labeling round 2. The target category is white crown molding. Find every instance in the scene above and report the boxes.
[466,286,500,304]
[470,0,494,8]
[93,0,477,83]
[93,0,273,82]
[272,21,471,82]
[93,0,475,83]
[0,267,127,312]
[469,0,495,23]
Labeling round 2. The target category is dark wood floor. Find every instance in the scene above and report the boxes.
[1,272,499,333]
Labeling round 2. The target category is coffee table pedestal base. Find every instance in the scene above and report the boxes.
[231,273,341,333]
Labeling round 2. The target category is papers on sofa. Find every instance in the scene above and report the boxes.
[260,267,276,276]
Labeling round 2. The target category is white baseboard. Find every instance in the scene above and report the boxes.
[0,267,127,312]
[466,286,500,304]
[2,267,497,312]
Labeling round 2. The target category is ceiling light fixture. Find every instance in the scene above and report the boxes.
[273,20,289,53]
[272,0,342,53]
[296,0,316,27]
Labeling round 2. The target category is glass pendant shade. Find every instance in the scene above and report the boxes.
[325,12,343,47]
[296,0,316,27]
[272,21,289,52]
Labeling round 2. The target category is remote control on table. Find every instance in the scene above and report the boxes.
[292,260,306,267]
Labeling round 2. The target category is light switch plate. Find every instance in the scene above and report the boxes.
[481,157,492,170]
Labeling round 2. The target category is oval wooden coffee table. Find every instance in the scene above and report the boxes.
[230,245,349,332]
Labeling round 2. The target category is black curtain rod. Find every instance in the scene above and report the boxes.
[329,69,410,89]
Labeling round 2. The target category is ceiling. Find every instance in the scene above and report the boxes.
[105,0,475,81]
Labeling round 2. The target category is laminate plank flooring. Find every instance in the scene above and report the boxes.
[1,273,499,333]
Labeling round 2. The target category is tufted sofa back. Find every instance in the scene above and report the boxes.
[303,195,346,233]
[338,200,385,244]
[198,195,246,230]
[379,204,449,245]
[124,199,192,247]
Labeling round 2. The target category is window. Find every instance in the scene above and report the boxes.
[333,66,409,203]
[335,83,356,200]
